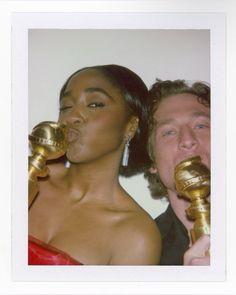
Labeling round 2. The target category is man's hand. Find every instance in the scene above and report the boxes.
[184,235,210,265]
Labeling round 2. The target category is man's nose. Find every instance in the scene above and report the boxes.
[178,126,197,150]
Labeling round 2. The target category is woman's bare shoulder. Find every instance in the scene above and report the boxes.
[120,191,155,223]
[111,216,161,264]
[126,203,160,240]
[110,193,162,264]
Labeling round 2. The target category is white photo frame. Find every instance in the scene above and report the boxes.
[11,12,225,282]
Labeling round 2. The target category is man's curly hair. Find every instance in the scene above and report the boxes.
[144,79,210,199]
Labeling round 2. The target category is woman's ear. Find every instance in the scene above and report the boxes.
[126,116,139,139]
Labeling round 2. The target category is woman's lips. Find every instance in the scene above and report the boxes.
[67,128,80,143]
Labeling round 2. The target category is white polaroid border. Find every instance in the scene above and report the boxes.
[12,12,226,282]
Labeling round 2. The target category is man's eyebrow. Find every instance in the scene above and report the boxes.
[191,111,210,118]
[154,111,210,129]
[154,118,174,129]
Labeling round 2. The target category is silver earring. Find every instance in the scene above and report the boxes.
[122,137,131,166]
[65,160,71,168]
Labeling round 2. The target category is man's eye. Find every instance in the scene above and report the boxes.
[88,102,105,108]
[162,129,176,136]
[195,123,209,129]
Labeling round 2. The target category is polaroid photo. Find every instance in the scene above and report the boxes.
[11,11,225,282]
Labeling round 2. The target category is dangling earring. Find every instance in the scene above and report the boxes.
[65,160,71,168]
[122,136,131,166]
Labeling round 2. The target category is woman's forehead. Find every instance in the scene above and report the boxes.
[65,68,119,92]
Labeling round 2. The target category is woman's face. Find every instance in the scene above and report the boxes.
[58,69,134,164]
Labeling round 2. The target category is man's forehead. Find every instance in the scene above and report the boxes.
[153,101,210,128]
[154,94,209,115]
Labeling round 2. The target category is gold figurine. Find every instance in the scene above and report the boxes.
[28,121,68,207]
[174,156,210,243]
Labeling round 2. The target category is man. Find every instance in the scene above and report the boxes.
[145,79,210,265]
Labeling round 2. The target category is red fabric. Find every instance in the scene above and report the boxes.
[28,236,83,265]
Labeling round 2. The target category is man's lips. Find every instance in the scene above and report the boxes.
[175,154,210,169]
[67,128,80,143]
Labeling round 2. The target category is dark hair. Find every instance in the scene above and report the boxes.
[144,79,211,199]
[59,64,152,176]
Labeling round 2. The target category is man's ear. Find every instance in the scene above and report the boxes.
[149,166,158,174]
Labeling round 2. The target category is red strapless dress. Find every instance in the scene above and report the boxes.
[28,235,83,265]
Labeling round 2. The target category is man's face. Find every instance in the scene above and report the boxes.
[150,93,210,193]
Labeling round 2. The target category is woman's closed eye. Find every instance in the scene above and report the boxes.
[59,105,72,112]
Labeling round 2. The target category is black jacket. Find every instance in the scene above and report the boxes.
[155,204,190,265]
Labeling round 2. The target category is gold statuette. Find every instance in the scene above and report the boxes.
[28,121,68,207]
[174,156,210,243]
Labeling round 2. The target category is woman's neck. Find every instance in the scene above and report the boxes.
[55,158,122,202]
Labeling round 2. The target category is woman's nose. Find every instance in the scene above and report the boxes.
[59,108,84,126]
[178,126,198,150]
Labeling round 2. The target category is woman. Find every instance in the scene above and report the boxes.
[28,64,161,265]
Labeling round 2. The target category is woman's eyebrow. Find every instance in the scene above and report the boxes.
[61,87,114,101]
[84,87,114,100]
[61,90,71,99]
